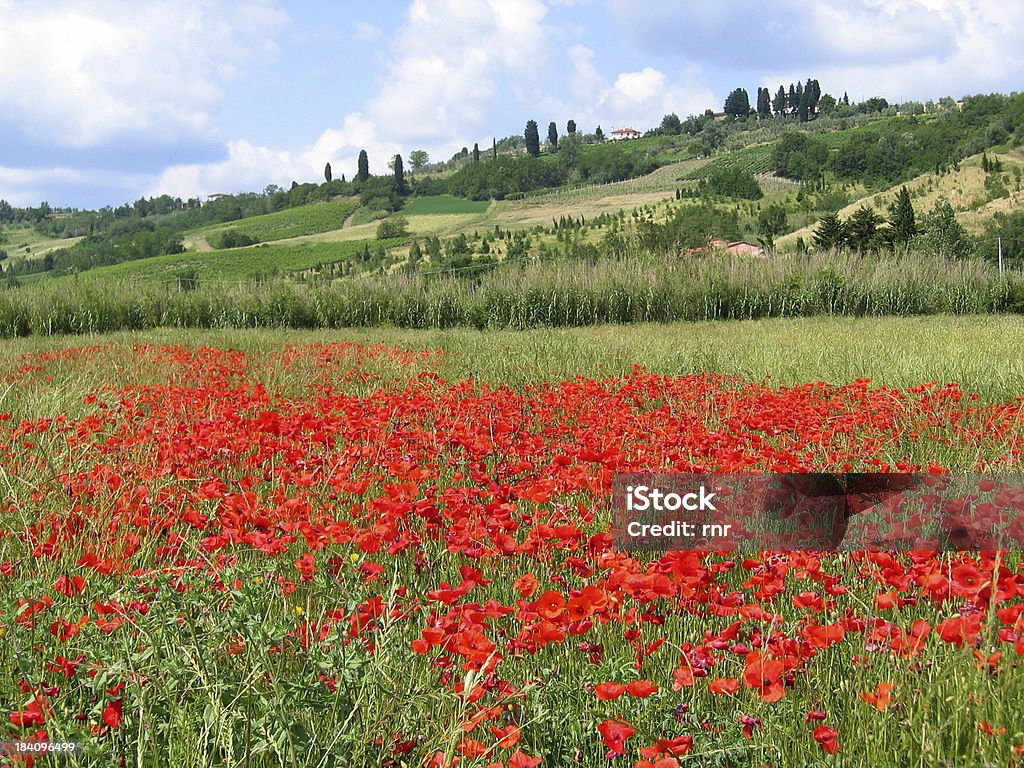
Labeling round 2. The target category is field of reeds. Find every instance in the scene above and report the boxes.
[0,252,1020,338]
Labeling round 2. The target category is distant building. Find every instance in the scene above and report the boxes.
[709,238,765,256]
[712,112,729,122]
[609,127,641,141]
[686,239,765,257]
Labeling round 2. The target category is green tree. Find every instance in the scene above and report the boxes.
[889,186,917,249]
[377,215,409,239]
[659,113,682,135]
[724,87,750,118]
[756,87,771,118]
[773,133,828,180]
[757,203,788,238]
[845,205,883,253]
[773,86,787,116]
[525,120,540,156]
[566,119,577,135]
[409,149,429,172]
[392,154,406,193]
[547,121,558,150]
[813,213,846,252]
[473,143,480,163]
[808,79,821,112]
[914,198,973,259]
[798,87,810,123]
[356,150,369,183]
[594,125,604,142]
[324,162,332,183]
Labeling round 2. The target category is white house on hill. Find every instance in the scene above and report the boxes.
[609,127,641,141]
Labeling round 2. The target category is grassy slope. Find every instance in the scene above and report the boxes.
[2,226,83,262]
[778,148,1024,249]
[183,197,361,249]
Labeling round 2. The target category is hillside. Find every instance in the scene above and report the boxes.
[4,90,1023,287]
[777,148,1024,250]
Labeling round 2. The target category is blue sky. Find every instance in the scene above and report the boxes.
[0,0,1021,209]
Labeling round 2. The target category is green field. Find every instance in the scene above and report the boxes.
[191,197,360,245]
[27,238,407,285]
[5,314,1023,407]
[401,195,491,215]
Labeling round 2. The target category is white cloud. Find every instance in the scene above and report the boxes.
[613,68,668,104]
[147,114,405,199]
[0,1,288,148]
[762,1,1024,102]
[361,0,552,151]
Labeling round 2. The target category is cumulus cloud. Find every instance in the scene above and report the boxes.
[362,0,552,149]
[761,0,1024,101]
[0,0,288,149]
[147,114,405,199]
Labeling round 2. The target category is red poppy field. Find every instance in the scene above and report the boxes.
[1,335,1024,767]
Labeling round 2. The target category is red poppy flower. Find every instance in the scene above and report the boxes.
[813,725,840,754]
[860,682,895,711]
[626,680,659,698]
[597,719,635,755]
[595,682,627,701]
[709,678,740,695]
[102,699,123,729]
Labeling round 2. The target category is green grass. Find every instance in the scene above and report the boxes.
[401,195,491,215]
[4,315,1023,404]
[192,197,360,244]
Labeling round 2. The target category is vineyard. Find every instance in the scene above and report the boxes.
[195,197,361,245]
[682,144,776,180]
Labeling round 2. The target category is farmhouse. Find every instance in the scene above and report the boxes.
[709,238,765,256]
[609,127,641,141]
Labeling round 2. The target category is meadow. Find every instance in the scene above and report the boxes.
[1,320,1023,767]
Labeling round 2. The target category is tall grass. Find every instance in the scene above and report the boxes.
[0,252,1020,337]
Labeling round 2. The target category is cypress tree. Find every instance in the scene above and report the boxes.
[889,186,917,248]
[356,150,369,183]
[393,154,406,193]
[525,120,540,156]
